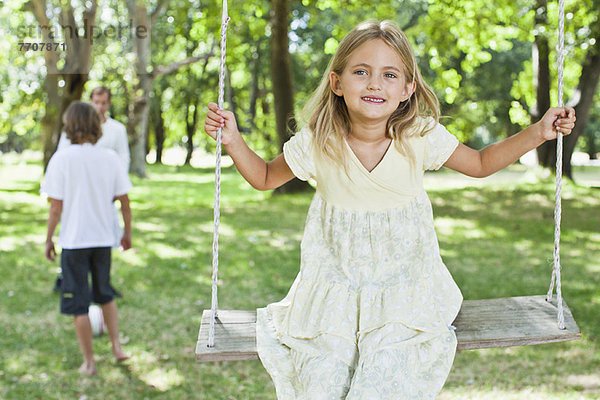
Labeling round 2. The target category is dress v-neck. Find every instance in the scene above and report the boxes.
[344,138,393,174]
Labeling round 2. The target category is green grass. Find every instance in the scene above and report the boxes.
[0,151,598,399]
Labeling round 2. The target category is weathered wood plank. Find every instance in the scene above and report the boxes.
[196,310,259,362]
[196,295,581,362]
[454,295,581,350]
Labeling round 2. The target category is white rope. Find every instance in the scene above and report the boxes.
[546,0,566,330]
[208,0,230,348]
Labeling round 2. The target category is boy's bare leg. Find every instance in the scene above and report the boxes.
[74,315,96,375]
[101,300,129,361]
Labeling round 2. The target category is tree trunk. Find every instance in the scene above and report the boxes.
[586,128,598,160]
[184,102,198,165]
[224,66,245,133]
[40,75,89,167]
[152,95,165,164]
[562,26,600,177]
[29,0,97,169]
[123,0,212,176]
[270,0,309,193]
[156,114,165,164]
[40,79,60,168]
[248,43,261,130]
[31,0,60,166]
[532,0,554,169]
[127,0,152,177]
[535,11,600,179]
[182,54,212,163]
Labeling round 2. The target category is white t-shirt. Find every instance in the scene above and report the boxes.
[58,117,130,172]
[41,143,132,249]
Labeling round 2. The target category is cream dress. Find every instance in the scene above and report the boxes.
[256,119,463,400]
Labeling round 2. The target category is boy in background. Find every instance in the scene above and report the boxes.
[42,101,131,375]
[54,85,129,293]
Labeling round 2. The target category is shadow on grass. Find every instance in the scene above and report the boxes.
[429,184,600,344]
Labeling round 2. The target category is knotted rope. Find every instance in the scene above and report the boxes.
[546,0,566,330]
[208,0,230,348]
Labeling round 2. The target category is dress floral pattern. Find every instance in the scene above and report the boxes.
[257,118,463,399]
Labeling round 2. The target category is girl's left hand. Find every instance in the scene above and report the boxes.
[539,106,576,140]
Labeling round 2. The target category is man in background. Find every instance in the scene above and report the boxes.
[58,86,129,171]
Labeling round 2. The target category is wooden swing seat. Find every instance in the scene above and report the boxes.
[196,295,581,362]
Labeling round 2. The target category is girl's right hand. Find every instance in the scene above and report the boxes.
[204,102,240,146]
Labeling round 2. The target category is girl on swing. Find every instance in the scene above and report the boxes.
[204,19,575,400]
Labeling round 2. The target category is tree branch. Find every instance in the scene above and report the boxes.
[151,50,214,78]
[28,0,62,74]
[28,0,48,25]
[150,0,173,25]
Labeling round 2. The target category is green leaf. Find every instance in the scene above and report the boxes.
[323,37,338,55]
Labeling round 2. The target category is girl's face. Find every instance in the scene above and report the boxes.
[330,39,414,131]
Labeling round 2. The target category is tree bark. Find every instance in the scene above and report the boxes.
[127,0,152,177]
[562,25,600,177]
[586,128,598,160]
[150,93,165,164]
[532,0,554,169]
[181,44,212,166]
[184,102,199,165]
[225,66,244,133]
[270,0,309,193]
[124,0,212,176]
[248,44,261,130]
[29,0,97,169]
[534,9,600,179]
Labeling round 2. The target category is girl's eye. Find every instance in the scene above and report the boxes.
[385,73,397,79]
[354,70,367,76]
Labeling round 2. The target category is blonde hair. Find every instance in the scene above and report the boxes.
[302,20,440,166]
[63,101,102,144]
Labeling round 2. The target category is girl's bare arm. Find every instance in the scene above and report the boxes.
[444,106,576,178]
[204,102,295,190]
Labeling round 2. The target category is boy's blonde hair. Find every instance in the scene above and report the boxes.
[302,20,440,165]
[63,101,103,145]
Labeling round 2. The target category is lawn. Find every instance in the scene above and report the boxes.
[0,151,598,399]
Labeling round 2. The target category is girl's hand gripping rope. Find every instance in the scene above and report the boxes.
[204,102,241,146]
[538,106,576,140]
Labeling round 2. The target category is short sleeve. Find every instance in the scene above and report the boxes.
[40,155,64,200]
[423,123,459,171]
[113,121,130,172]
[283,126,316,181]
[112,154,133,196]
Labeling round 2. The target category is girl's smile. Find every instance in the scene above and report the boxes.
[362,96,385,103]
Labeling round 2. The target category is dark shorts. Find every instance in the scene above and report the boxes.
[60,247,115,315]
